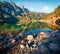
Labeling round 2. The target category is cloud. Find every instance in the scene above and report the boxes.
[43,6,50,13]
[29,7,36,11]
[44,6,50,10]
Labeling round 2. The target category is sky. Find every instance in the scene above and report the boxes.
[0,0,60,13]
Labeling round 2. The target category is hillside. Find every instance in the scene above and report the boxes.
[28,12,47,20]
[0,1,29,24]
[42,5,60,30]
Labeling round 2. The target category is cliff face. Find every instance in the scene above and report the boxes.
[0,1,29,24]
[0,1,24,16]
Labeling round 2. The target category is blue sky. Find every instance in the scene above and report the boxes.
[1,0,60,13]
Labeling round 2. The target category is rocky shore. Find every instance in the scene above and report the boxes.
[0,30,60,54]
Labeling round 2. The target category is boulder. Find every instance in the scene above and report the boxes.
[11,38,15,43]
[20,44,25,49]
[38,32,49,39]
[27,35,33,41]
[7,32,13,38]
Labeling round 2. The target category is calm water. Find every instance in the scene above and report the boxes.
[0,22,52,34]
[23,29,52,36]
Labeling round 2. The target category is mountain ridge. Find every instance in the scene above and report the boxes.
[0,1,30,23]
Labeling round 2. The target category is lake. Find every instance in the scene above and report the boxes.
[0,22,52,35]
[23,29,52,36]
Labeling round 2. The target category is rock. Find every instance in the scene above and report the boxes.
[38,45,50,54]
[48,43,59,51]
[27,35,33,41]
[28,41,34,47]
[20,40,25,44]
[32,44,37,48]
[11,38,15,43]
[33,33,37,39]
[38,32,49,40]
[50,30,60,37]
[40,32,46,34]
[28,41,32,44]
[20,44,25,49]
[7,32,13,38]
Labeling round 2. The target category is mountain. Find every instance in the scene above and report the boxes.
[54,6,60,15]
[0,1,29,16]
[0,1,30,23]
[42,5,60,29]
[27,12,47,20]
[0,8,18,24]
[44,5,60,19]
